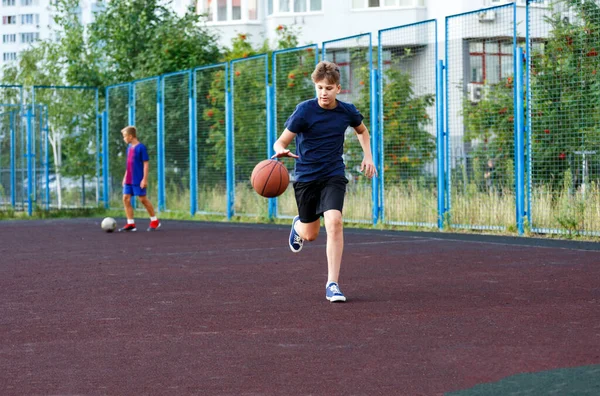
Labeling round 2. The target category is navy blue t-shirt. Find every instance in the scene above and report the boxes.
[284,98,364,182]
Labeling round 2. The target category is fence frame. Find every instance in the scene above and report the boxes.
[229,53,269,219]
[445,2,518,231]
[271,44,320,220]
[322,33,377,224]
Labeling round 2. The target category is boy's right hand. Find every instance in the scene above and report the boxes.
[271,149,299,159]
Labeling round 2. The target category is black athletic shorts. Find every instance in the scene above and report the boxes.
[293,175,348,223]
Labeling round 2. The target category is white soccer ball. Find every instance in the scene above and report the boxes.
[101,217,117,233]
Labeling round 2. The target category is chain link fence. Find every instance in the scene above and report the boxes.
[272,45,319,219]
[322,33,374,223]
[4,1,600,236]
[380,21,438,227]
[446,3,517,230]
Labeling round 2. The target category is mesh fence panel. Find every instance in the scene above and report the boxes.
[15,110,26,209]
[33,88,98,209]
[195,65,227,215]
[32,105,48,208]
[527,0,600,234]
[446,4,516,230]
[0,108,18,208]
[0,87,23,210]
[163,72,190,212]
[323,34,373,223]
[273,45,319,218]
[231,55,268,218]
[379,21,437,226]
[107,84,130,207]
[133,78,159,207]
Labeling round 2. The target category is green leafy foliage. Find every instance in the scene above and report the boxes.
[463,0,600,193]
[200,26,314,180]
[462,77,515,192]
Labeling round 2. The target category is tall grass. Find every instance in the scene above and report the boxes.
[448,184,515,229]
[31,179,600,236]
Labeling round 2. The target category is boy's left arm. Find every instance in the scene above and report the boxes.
[141,161,149,188]
[354,123,377,179]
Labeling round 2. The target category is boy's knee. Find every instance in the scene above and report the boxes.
[304,230,319,241]
[325,216,343,234]
[122,195,131,204]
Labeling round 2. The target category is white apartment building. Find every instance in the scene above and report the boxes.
[1,0,539,69]
[1,0,52,66]
[195,0,537,48]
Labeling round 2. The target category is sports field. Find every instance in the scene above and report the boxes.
[1,219,599,395]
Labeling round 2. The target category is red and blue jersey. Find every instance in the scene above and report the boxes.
[125,143,149,185]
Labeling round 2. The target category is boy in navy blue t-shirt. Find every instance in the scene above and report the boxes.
[119,126,161,232]
[272,61,377,302]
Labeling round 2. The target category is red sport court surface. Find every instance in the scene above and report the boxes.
[0,219,599,395]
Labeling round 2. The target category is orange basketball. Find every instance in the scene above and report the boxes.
[251,159,289,198]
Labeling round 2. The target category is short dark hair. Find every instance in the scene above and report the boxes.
[121,126,137,137]
[311,61,340,85]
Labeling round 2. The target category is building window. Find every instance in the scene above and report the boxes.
[2,16,17,25]
[271,0,321,14]
[199,0,258,22]
[469,40,513,85]
[248,0,257,19]
[20,14,39,25]
[352,0,421,8]
[20,32,39,43]
[3,52,17,61]
[232,0,241,20]
[2,0,16,5]
[2,34,16,43]
[20,0,39,5]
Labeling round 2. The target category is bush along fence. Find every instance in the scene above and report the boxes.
[2,0,600,237]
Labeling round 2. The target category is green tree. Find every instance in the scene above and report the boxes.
[1,0,224,207]
[530,0,600,189]
[462,77,515,192]
[464,0,600,191]
[201,26,313,178]
[355,52,436,182]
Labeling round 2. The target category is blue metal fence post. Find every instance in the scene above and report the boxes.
[36,106,42,206]
[515,47,525,235]
[444,17,451,225]
[437,60,446,230]
[25,106,33,216]
[157,76,165,212]
[102,109,109,208]
[377,31,385,224]
[189,69,198,216]
[43,106,49,210]
[266,83,276,220]
[96,112,102,206]
[370,67,379,225]
[128,84,135,126]
[94,89,100,205]
[226,63,234,220]
[129,84,137,209]
[525,0,533,228]
[30,88,37,206]
[9,111,16,208]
